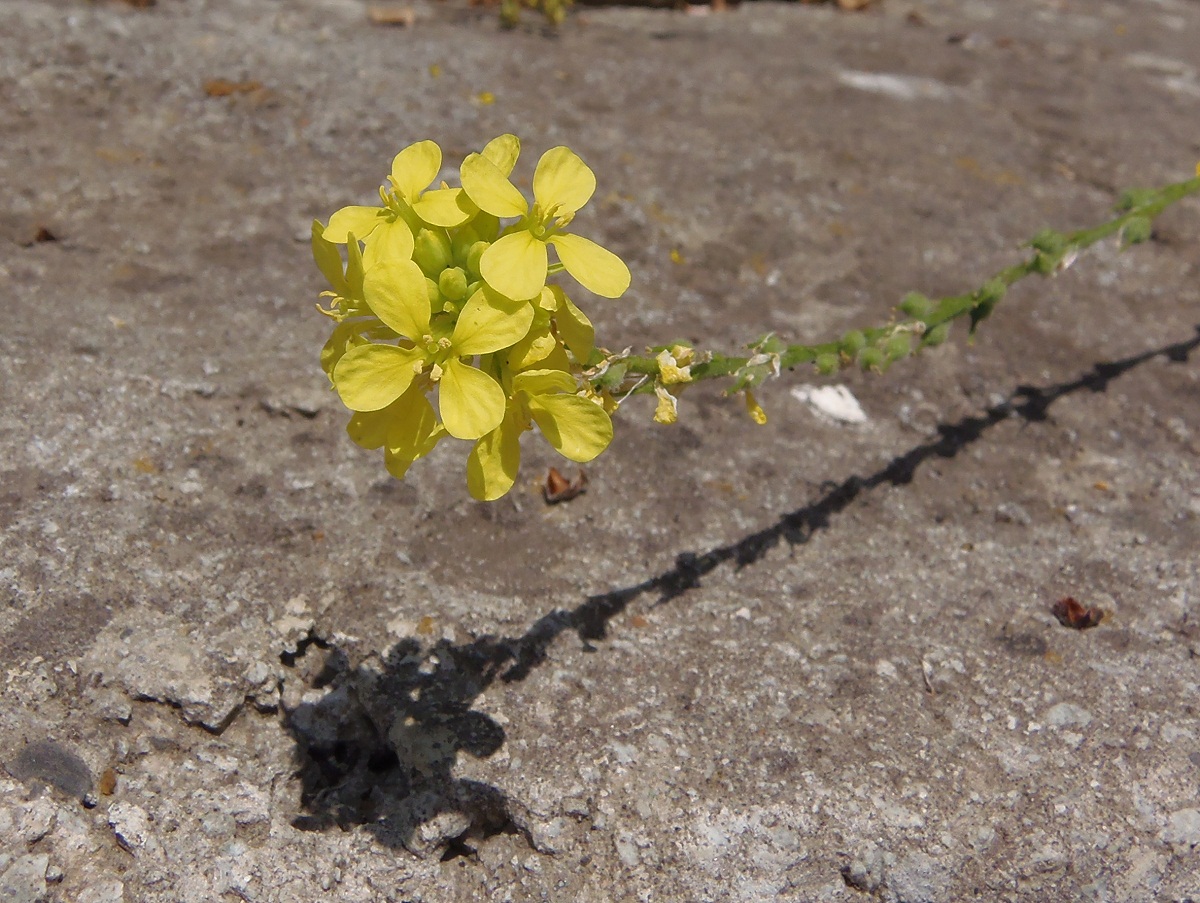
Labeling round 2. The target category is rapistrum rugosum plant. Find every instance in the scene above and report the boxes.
[313,143,1200,500]
[314,136,629,501]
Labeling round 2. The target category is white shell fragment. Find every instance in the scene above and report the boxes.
[791,384,869,424]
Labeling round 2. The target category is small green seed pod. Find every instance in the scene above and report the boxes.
[898,292,933,319]
[858,347,885,372]
[815,352,840,375]
[885,333,911,362]
[923,323,951,346]
[841,330,867,355]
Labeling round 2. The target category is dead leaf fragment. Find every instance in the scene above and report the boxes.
[1051,596,1104,630]
[99,768,118,796]
[203,79,264,98]
[367,5,415,26]
[543,467,587,504]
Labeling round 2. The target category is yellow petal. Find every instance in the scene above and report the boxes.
[549,233,630,298]
[547,285,594,360]
[505,325,559,371]
[466,412,523,501]
[460,153,528,219]
[363,259,431,339]
[326,206,386,243]
[438,358,506,440]
[451,286,535,356]
[744,389,767,425]
[480,230,547,301]
[347,409,391,450]
[412,187,477,228]
[383,388,442,479]
[321,320,368,378]
[528,393,613,462]
[344,233,365,298]
[481,134,521,177]
[653,385,678,424]
[513,368,575,397]
[312,220,348,296]
[533,146,596,215]
[362,218,416,270]
[333,344,425,412]
[390,140,441,200]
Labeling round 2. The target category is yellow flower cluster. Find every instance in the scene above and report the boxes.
[313,136,630,500]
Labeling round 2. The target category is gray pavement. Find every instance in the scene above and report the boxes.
[2,0,1200,900]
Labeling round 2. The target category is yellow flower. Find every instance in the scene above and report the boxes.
[345,384,445,479]
[467,368,613,500]
[324,140,477,267]
[332,258,533,440]
[460,141,630,301]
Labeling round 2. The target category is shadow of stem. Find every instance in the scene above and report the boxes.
[283,325,1199,854]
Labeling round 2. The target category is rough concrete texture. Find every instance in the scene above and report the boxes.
[3,0,1200,900]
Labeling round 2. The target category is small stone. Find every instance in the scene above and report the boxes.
[994,502,1032,526]
[842,849,885,892]
[0,854,49,903]
[1045,702,1093,729]
[17,798,57,843]
[76,880,125,903]
[615,833,640,867]
[1162,808,1200,847]
[107,802,155,853]
[44,865,63,884]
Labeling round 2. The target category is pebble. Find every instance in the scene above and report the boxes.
[76,880,125,903]
[0,854,49,903]
[994,502,1032,526]
[1045,702,1093,729]
[1162,808,1200,847]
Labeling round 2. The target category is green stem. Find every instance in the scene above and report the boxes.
[596,174,1200,398]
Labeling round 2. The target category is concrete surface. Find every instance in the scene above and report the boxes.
[2,0,1200,900]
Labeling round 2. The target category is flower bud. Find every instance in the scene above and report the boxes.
[413,228,453,278]
[451,225,480,268]
[439,266,470,302]
[425,277,442,307]
[465,241,490,280]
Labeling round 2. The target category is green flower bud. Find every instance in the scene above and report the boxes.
[451,225,481,268]
[413,228,453,278]
[439,266,470,302]
[465,241,490,281]
[425,277,442,307]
